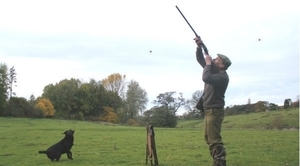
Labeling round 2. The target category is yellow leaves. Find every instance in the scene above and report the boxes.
[254,101,268,112]
[102,73,126,98]
[126,118,138,126]
[99,106,118,123]
[35,98,56,117]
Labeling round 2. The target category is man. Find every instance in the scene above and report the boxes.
[194,36,231,166]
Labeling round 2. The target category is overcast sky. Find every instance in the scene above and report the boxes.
[0,0,299,115]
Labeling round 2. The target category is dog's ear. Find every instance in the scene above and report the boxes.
[63,130,74,135]
[62,130,69,135]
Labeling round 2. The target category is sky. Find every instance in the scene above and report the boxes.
[0,0,299,115]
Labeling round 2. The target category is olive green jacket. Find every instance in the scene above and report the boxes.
[196,47,229,109]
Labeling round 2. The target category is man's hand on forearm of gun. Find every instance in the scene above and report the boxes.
[194,36,203,47]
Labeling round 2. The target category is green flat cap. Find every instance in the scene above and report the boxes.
[217,53,231,69]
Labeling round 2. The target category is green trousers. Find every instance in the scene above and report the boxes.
[204,108,226,165]
[204,108,225,148]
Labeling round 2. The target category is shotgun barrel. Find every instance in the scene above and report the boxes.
[175,5,209,55]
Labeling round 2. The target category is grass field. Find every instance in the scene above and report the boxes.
[177,108,299,129]
[0,109,299,166]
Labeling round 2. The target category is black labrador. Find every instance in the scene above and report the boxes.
[39,130,75,161]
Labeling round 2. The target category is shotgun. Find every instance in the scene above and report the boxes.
[175,5,209,55]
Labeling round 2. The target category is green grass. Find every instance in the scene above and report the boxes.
[177,108,299,129]
[0,109,299,166]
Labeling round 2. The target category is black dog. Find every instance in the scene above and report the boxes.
[39,130,75,161]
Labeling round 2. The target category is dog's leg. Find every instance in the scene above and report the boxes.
[67,151,73,160]
[55,154,61,161]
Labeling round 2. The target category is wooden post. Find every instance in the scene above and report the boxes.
[146,125,158,166]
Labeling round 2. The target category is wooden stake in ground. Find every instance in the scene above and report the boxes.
[146,125,158,166]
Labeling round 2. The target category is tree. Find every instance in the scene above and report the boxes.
[125,80,148,118]
[29,94,36,105]
[0,81,6,115]
[0,63,8,115]
[9,97,35,117]
[35,98,56,117]
[26,94,44,118]
[76,83,93,114]
[184,90,203,119]
[269,103,279,111]
[101,73,127,99]
[153,91,186,113]
[255,101,268,112]
[84,79,104,116]
[284,98,292,109]
[42,78,123,119]
[143,106,177,128]
[42,78,81,118]
[99,106,118,123]
[143,92,186,128]
[8,66,17,98]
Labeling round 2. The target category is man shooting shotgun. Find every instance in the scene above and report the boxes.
[176,6,232,166]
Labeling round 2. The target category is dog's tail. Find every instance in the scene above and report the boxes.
[38,151,47,154]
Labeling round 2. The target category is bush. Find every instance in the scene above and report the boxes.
[29,108,44,118]
[35,98,56,117]
[143,106,177,128]
[71,112,85,121]
[269,115,286,129]
[99,107,118,123]
[126,118,138,126]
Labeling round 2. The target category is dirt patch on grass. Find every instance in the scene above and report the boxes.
[24,143,37,146]
[1,153,15,157]
[282,128,299,131]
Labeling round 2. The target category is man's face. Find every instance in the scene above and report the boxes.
[213,56,225,69]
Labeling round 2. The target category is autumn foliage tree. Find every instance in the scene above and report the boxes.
[35,98,56,117]
[254,101,269,112]
[101,73,127,99]
[99,106,118,123]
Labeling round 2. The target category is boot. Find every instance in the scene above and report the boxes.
[210,146,226,166]
[213,158,226,166]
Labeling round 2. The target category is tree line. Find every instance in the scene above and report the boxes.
[0,63,299,128]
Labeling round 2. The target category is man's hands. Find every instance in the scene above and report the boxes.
[194,37,212,65]
[194,36,203,47]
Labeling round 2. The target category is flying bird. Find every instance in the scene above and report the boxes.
[258,38,261,41]
[149,50,152,53]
